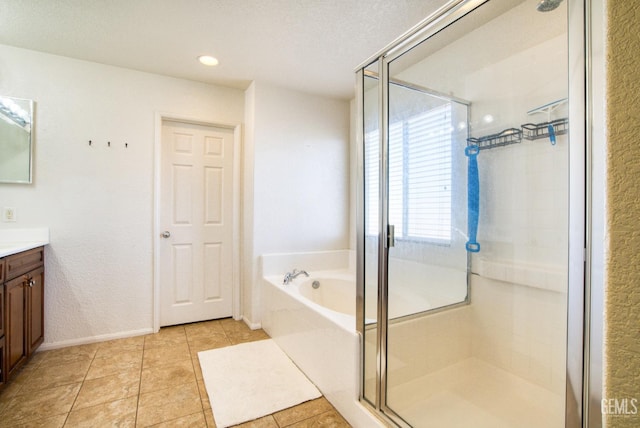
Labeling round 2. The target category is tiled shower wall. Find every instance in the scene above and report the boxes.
[470,276,567,395]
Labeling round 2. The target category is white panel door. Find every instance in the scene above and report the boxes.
[159,120,234,326]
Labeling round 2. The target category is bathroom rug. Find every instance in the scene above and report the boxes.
[198,338,321,427]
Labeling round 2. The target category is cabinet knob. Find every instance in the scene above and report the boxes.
[161,231,171,238]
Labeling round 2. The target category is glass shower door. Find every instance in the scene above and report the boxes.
[361,60,381,408]
[358,0,572,427]
[384,77,471,425]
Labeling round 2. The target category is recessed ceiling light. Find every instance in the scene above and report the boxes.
[198,55,219,66]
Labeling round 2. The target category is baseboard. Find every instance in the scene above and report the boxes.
[37,328,155,351]
[242,316,262,330]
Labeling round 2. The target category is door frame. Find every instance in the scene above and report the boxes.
[153,112,242,332]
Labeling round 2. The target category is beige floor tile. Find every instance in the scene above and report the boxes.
[220,320,269,345]
[24,349,50,368]
[35,343,98,368]
[227,330,270,345]
[204,409,216,427]
[85,349,143,380]
[137,382,203,427]
[10,414,67,428]
[144,335,189,351]
[184,320,226,339]
[284,410,351,427]
[192,356,204,380]
[150,411,208,427]
[0,382,81,425]
[65,396,137,427]
[219,319,251,334]
[73,369,140,410]
[231,415,279,428]
[18,360,91,394]
[143,343,192,368]
[140,359,196,393]
[144,326,187,349]
[94,336,145,358]
[188,334,231,356]
[197,379,211,410]
[0,368,31,399]
[156,325,187,337]
[272,398,334,427]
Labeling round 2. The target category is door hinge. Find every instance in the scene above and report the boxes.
[387,224,395,248]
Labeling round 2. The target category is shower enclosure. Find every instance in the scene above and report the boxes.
[356,0,587,427]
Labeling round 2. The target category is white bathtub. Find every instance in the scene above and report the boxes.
[297,277,354,315]
[260,251,468,427]
[277,261,467,323]
[261,250,384,428]
[282,272,356,329]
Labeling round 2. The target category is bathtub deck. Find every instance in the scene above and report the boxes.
[387,357,564,428]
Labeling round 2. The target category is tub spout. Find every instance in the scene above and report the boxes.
[283,268,309,285]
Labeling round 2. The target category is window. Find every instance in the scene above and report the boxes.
[365,104,453,244]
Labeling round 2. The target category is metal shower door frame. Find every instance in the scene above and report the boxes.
[355,0,592,427]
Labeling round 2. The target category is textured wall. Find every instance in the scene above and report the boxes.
[247,82,350,325]
[605,1,640,426]
[0,44,245,346]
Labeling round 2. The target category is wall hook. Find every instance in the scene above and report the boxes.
[89,140,92,146]
[125,143,128,148]
[108,141,111,147]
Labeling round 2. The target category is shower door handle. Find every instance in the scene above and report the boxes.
[387,224,395,248]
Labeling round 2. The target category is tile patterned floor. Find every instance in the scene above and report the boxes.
[0,318,351,427]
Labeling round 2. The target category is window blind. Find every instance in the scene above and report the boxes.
[364,103,452,243]
[364,129,380,237]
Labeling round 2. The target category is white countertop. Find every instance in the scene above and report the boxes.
[0,228,50,258]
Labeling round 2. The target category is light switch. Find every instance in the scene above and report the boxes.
[3,207,16,222]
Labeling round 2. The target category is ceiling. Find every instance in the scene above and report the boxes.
[0,0,450,100]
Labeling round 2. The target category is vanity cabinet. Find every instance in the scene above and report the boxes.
[1,247,44,386]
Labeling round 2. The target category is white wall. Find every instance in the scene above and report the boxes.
[0,44,245,346]
[349,99,357,251]
[243,81,350,325]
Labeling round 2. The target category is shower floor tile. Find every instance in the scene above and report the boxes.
[388,357,564,428]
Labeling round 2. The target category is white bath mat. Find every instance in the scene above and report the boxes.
[198,339,321,427]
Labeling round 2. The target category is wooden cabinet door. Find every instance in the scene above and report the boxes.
[0,284,4,338]
[5,275,26,378]
[26,267,44,355]
[0,335,5,389]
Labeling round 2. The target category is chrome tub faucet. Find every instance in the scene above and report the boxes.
[283,268,309,285]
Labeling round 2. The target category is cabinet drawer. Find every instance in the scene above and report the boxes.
[0,258,5,283]
[6,247,44,281]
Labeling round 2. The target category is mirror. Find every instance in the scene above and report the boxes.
[0,96,34,183]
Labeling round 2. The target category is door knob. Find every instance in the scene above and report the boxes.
[161,231,171,238]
